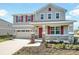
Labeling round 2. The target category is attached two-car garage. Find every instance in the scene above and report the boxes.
[16,29,32,39]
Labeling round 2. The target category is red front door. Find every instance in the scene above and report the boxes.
[39,27,42,38]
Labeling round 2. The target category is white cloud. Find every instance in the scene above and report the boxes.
[75,5,79,9]
[69,9,79,16]
[66,15,72,19]
[68,5,79,16]
[0,9,8,16]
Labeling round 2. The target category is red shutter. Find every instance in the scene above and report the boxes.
[31,15,33,22]
[21,16,23,22]
[48,26,51,34]
[16,16,18,22]
[26,15,28,22]
[61,26,64,34]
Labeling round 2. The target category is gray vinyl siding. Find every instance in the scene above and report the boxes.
[0,19,13,35]
[13,4,66,25]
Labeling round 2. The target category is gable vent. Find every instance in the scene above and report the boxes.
[48,8,51,11]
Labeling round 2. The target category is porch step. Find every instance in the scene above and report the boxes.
[37,38,42,40]
[35,39,42,42]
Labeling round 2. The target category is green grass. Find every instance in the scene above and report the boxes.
[0,35,12,42]
[0,38,9,42]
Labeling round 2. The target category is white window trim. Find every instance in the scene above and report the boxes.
[55,12,60,20]
[47,13,52,20]
[40,13,45,20]
[46,34,69,36]
[27,16,31,22]
[17,16,20,22]
[16,15,22,22]
[50,26,61,34]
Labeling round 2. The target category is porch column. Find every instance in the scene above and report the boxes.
[42,25,46,42]
[68,23,73,32]
[42,25,46,35]
[68,23,74,43]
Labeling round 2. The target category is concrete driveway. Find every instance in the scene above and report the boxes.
[0,39,30,55]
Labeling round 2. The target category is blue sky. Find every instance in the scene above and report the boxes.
[0,3,79,30]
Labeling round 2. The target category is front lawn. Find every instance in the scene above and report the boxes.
[13,43,79,55]
[0,35,12,42]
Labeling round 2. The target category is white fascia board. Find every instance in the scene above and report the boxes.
[30,20,75,24]
[13,25,34,27]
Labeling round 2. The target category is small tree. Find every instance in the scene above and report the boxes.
[30,34,35,43]
[42,34,46,43]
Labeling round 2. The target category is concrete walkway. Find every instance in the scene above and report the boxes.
[0,39,42,55]
[0,39,30,55]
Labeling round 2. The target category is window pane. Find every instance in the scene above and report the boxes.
[56,27,60,34]
[51,31,55,34]
[51,27,54,30]
[56,27,60,31]
[48,14,51,19]
[26,30,27,32]
[56,13,59,19]
[28,16,31,21]
[17,30,20,32]
[50,27,54,34]
[56,31,60,34]
[41,14,44,19]
[21,30,25,32]
[18,16,20,22]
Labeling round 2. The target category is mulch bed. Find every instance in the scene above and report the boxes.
[13,43,79,55]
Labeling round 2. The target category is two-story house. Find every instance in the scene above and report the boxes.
[13,4,75,43]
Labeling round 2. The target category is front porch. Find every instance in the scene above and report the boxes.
[33,24,70,37]
[31,22,74,43]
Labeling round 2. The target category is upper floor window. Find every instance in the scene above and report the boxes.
[56,13,59,19]
[17,16,20,22]
[16,16,23,22]
[40,14,44,19]
[48,14,52,19]
[28,16,31,21]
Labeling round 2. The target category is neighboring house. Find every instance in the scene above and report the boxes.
[0,18,13,36]
[74,30,79,42]
[74,30,79,37]
[13,4,75,43]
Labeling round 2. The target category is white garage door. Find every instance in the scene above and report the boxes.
[16,30,32,39]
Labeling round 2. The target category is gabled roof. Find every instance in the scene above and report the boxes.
[35,3,67,13]
[0,18,12,25]
[12,13,34,16]
[13,3,67,16]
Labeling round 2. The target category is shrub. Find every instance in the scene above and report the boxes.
[45,42,48,48]
[52,43,66,49]
[45,42,52,48]
[65,44,73,50]
[72,45,79,50]
[61,43,65,49]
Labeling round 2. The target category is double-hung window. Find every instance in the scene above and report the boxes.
[50,27,61,34]
[56,13,59,19]
[48,14,52,19]
[18,16,20,22]
[41,14,44,20]
[28,16,31,21]
[16,16,23,22]
[56,27,60,34]
[51,27,55,34]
